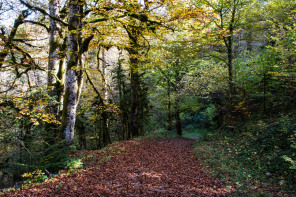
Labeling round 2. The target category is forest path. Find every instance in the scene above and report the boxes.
[4,138,231,196]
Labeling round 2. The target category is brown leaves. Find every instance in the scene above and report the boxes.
[4,139,232,196]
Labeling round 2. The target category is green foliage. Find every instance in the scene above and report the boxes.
[22,169,48,185]
[0,138,82,188]
[194,136,272,195]
[182,129,209,140]
[66,158,83,170]
[282,155,296,170]
[65,158,83,175]
[282,130,296,170]
[184,59,228,96]
[201,104,217,126]
[179,96,201,113]
[144,128,178,140]
[99,156,111,164]
[181,103,218,134]
[38,142,79,173]
[194,115,296,194]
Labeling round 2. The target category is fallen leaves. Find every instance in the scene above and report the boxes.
[4,139,232,196]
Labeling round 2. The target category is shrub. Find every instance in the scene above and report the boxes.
[145,128,178,140]
[193,115,296,194]
[22,169,48,185]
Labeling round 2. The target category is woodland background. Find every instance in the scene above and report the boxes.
[0,0,296,195]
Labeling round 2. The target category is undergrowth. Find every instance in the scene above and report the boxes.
[0,140,128,195]
[183,128,208,140]
[193,116,296,196]
[142,128,179,140]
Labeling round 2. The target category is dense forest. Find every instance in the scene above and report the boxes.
[1,0,296,196]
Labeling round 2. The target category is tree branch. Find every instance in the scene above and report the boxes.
[19,0,69,27]
[24,20,50,32]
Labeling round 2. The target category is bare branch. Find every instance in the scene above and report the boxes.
[19,0,69,27]
[24,20,50,32]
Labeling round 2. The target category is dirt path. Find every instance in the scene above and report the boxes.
[4,139,231,196]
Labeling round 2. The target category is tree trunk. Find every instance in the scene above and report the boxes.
[174,59,182,136]
[101,47,111,146]
[117,61,125,140]
[175,96,182,136]
[46,0,62,144]
[226,36,234,115]
[227,37,233,100]
[102,111,111,146]
[61,0,83,146]
[124,23,146,138]
[223,0,237,113]
[56,36,67,114]
[48,0,61,114]
[263,72,267,114]
[116,54,129,140]
[167,68,172,131]
[130,59,139,137]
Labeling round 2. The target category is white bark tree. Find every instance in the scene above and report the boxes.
[61,0,83,145]
[48,0,61,115]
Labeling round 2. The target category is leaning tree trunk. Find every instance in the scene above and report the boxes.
[61,0,83,146]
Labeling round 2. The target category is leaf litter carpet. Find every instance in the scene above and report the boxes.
[4,138,231,196]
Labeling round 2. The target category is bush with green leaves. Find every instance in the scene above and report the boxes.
[22,169,48,185]
[145,128,178,140]
[282,130,296,170]
[0,138,83,189]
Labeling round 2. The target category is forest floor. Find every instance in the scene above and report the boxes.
[3,138,234,196]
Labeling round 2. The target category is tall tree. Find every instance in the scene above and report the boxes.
[61,0,84,145]
[118,0,167,137]
[199,0,251,108]
[125,24,141,137]
[46,0,64,144]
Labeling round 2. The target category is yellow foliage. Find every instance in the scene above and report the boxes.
[13,92,61,125]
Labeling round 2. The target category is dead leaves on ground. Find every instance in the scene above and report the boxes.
[4,139,232,196]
